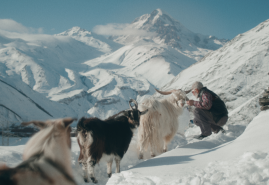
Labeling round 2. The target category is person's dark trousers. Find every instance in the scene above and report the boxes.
[193,108,228,136]
[211,115,228,133]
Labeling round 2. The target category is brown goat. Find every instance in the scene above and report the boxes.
[0,118,77,185]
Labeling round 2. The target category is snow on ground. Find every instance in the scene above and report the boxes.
[1,109,268,185]
[108,110,269,185]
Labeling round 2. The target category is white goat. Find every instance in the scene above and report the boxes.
[138,89,190,159]
[0,118,77,185]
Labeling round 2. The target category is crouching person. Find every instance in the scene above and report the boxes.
[187,81,228,140]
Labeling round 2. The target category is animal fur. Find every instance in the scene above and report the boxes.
[0,118,77,185]
[77,99,148,184]
[138,89,188,158]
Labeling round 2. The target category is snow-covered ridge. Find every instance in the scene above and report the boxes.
[56,26,122,53]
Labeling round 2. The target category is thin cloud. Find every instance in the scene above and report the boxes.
[93,23,156,37]
[0,19,43,34]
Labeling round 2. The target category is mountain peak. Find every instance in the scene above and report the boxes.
[151,8,164,16]
[67,26,90,34]
[57,26,92,37]
[133,9,177,27]
[112,9,228,50]
[69,26,85,32]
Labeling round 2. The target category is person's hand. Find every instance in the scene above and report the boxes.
[187,100,194,106]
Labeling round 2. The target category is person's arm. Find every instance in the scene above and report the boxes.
[194,91,212,110]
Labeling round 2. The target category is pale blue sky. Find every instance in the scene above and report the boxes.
[0,0,268,39]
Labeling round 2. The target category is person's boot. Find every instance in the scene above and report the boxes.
[212,127,226,134]
[193,134,207,140]
[220,127,226,134]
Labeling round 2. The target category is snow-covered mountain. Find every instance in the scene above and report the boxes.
[110,9,228,60]
[0,76,76,125]
[84,40,196,89]
[0,32,103,122]
[56,26,122,53]
[0,9,227,122]
[0,31,155,121]
[88,9,228,90]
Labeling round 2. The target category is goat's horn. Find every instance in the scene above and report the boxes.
[21,121,44,126]
[184,89,192,94]
[129,99,138,110]
[155,89,174,95]
[21,121,47,129]
[63,117,77,127]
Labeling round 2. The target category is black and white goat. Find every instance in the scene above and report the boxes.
[138,89,190,159]
[77,99,148,183]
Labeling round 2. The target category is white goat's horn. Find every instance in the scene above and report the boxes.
[184,89,192,94]
[155,89,174,95]
[21,121,44,126]
[21,120,47,129]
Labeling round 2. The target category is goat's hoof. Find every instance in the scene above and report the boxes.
[151,154,156,158]
[91,177,98,184]
[108,173,112,178]
[163,149,167,153]
[84,178,89,183]
[138,154,143,160]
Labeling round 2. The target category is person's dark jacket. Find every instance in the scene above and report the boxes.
[198,87,228,123]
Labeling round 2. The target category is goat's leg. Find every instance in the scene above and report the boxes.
[107,160,113,178]
[82,161,89,183]
[163,140,168,153]
[163,133,176,153]
[150,150,156,158]
[139,147,144,160]
[115,156,121,173]
[150,144,156,158]
[87,158,98,183]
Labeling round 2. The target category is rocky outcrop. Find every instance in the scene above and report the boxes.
[259,87,269,111]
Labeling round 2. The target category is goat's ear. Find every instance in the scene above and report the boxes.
[140,109,148,115]
[123,111,130,117]
[62,117,77,128]
[21,121,47,129]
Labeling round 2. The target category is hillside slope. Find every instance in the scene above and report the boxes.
[162,19,269,129]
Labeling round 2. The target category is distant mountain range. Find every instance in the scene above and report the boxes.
[7,8,268,127]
